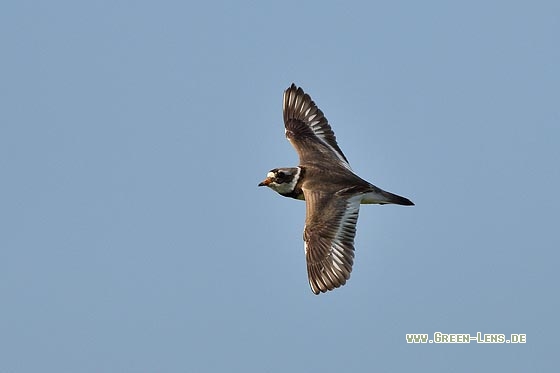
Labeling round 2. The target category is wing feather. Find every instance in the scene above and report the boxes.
[283,84,351,170]
[303,191,361,294]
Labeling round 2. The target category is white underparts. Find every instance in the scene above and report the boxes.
[360,191,391,204]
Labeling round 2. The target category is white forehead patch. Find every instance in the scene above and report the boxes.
[267,171,275,178]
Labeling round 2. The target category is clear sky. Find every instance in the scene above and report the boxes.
[1,1,558,372]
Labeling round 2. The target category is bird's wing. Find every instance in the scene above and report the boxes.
[283,83,351,170]
[303,189,361,294]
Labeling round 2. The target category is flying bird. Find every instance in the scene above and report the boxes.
[259,84,414,294]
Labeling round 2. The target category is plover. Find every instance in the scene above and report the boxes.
[259,84,414,294]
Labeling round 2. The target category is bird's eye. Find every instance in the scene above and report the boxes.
[277,171,285,178]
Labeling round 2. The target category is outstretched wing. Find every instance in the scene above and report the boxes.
[283,83,351,170]
[303,190,361,294]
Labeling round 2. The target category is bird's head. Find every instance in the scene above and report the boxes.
[258,167,303,199]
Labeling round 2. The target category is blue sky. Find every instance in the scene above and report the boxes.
[1,1,558,372]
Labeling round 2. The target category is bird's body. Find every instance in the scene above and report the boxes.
[259,84,414,294]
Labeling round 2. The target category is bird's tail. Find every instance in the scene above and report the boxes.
[361,187,414,206]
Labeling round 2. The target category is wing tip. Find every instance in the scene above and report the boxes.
[283,83,311,119]
[309,276,349,295]
[307,262,352,295]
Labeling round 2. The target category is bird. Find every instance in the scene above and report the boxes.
[259,83,414,294]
